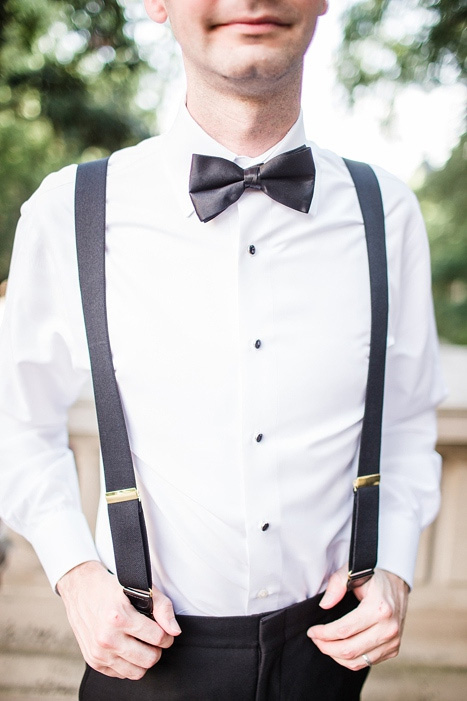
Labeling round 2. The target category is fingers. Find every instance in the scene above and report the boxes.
[86,588,179,672]
[125,602,178,649]
[307,568,408,671]
[309,610,401,667]
[90,655,157,681]
[87,631,163,679]
[152,587,182,637]
[309,596,381,642]
[319,565,348,610]
[328,637,401,672]
[58,561,181,680]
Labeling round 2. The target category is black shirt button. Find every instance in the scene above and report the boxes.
[255,339,262,349]
[249,245,256,255]
[261,522,270,532]
[255,433,263,443]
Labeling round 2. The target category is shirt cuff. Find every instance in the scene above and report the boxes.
[376,513,421,589]
[26,509,101,591]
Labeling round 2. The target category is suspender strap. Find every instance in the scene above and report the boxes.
[344,158,389,589]
[75,158,153,617]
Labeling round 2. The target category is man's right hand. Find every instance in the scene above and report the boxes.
[57,560,181,680]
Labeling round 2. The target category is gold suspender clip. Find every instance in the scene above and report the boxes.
[353,473,380,493]
[105,487,140,504]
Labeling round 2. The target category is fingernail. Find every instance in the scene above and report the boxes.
[170,617,182,634]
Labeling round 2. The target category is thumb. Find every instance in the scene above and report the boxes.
[319,565,348,609]
[151,588,182,636]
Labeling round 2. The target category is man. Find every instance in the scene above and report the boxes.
[0,1,445,698]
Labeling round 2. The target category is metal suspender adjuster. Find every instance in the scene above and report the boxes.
[105,487,140,504]
[123,586,154,618]
[352,473,380,493]
[347,569,375,590]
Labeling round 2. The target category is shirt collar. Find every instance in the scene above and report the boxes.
[163,103,309,218]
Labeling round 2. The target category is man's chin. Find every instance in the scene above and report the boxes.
[212,48,298,85]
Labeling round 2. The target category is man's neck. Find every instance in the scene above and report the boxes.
[185,73,302,157]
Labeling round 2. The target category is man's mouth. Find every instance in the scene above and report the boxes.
[213,16,290,34]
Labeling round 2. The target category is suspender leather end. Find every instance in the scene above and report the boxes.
[347,568,374,590]
[353,473,380,492]
[106,488,139,504]
[123,586,154,618]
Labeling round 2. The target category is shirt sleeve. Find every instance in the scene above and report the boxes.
[376,173,447,588]
[0,169,100,589]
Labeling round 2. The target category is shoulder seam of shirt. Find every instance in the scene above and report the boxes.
[34,165,78,197]
[107,136,163,173]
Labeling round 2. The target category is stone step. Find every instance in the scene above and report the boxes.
[0,651,83,699]
[394,604,467,669]
[0,693,76,701]
[0,585,79,657]
[362,662,467,701]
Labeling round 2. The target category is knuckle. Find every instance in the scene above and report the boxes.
[142,647,162,669]
[152,629,167,646]
[88,649,101,666]
[336,625,351,639]
[94,633,113,651]
[378,601,393,621]
[159,600,175,617]
[157,632,174,649]
[385,621,400,640]
[87,657,106,673]
[339,648,354,661]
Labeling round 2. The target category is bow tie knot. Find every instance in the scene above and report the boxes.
[189,145,315,223]
[243,165,262,189]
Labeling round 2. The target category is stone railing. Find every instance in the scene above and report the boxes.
[414,406,467,605]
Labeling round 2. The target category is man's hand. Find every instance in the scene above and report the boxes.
[307,566,409,670]
[57,560,181,680]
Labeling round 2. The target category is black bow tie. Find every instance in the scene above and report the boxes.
[189,145,315,223]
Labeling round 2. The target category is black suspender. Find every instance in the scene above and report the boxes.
[75,158,153,617]
[343,158,388,589]
[74,155,388,611]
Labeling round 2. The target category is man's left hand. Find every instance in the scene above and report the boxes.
[307,567,409,670]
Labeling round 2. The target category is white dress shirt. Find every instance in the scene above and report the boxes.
[0,107,445,616]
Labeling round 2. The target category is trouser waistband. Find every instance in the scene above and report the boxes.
[79,591,367,701]
[174,591,332,652]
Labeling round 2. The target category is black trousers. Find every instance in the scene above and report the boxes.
[79,591,369,700]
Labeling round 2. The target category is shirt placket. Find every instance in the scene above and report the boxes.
[236,190,283,614]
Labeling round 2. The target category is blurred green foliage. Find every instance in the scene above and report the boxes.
[338,0,467,344]
[338,0,465,92]
[418,136,467,344]
[0,0,166,282]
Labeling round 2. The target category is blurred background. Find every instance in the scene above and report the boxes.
[0,1,466,699]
